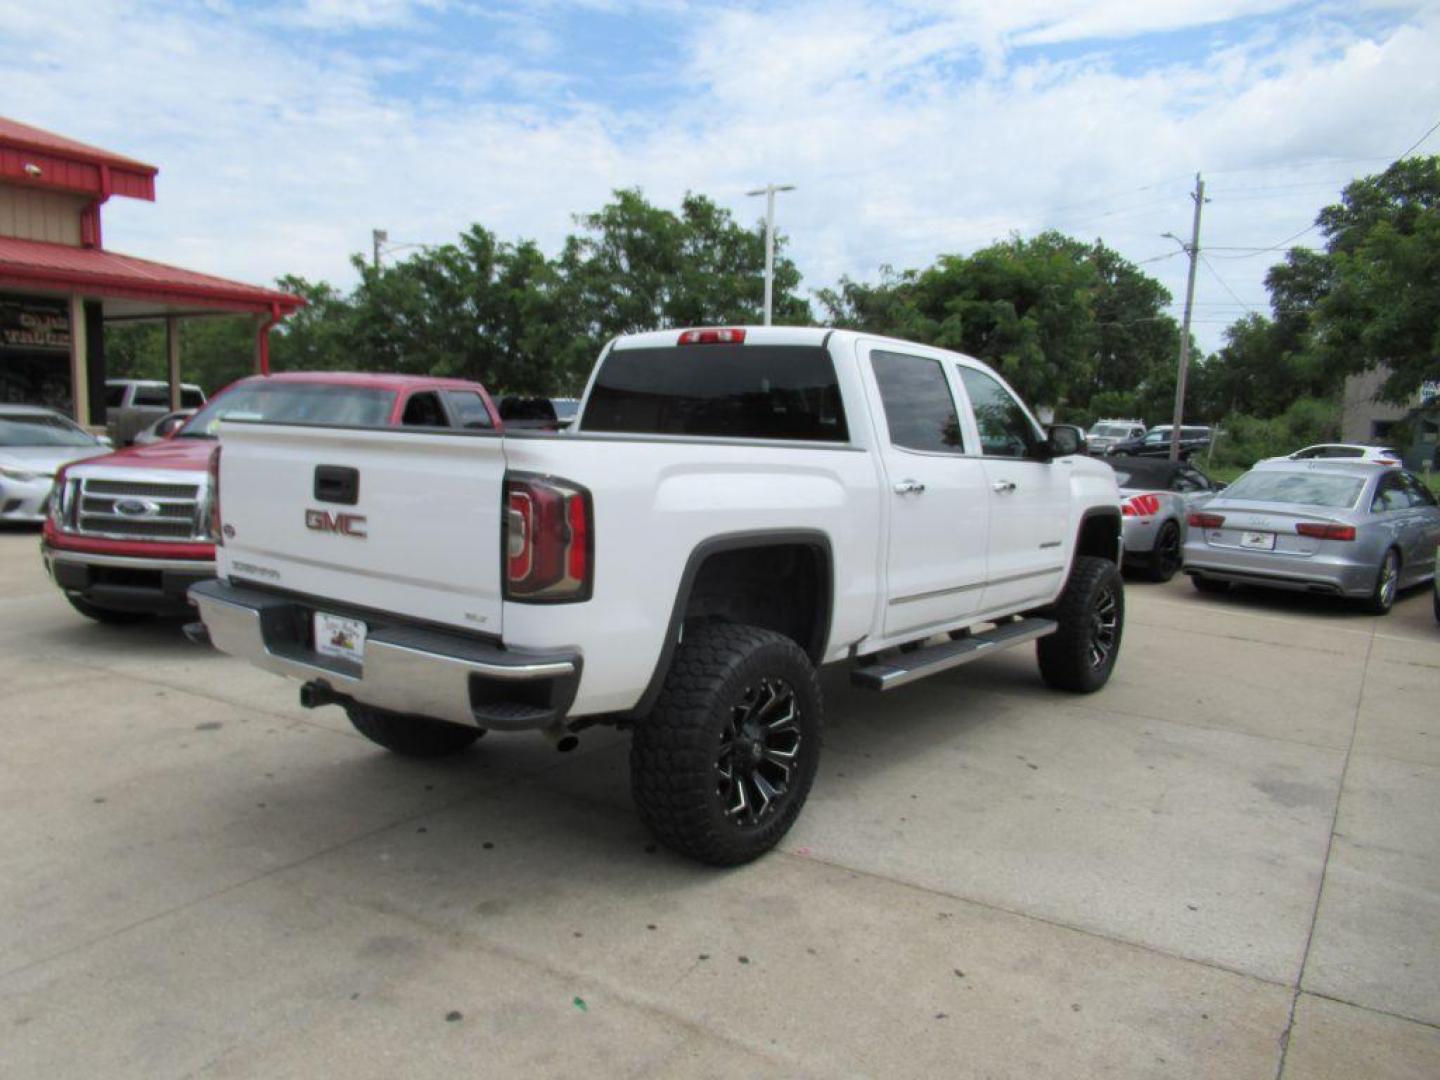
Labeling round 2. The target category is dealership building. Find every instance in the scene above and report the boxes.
[0,116,301,426]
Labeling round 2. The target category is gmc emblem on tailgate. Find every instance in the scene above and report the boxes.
[305,509,368,538]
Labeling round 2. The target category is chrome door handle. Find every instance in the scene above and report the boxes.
[893,479,926,495]
[992,480,1017,493]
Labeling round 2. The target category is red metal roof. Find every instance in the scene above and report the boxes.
[0,235,303,314]
[0,117,157,174]
[0,116,157,201]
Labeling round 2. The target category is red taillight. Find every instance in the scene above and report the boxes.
[1189,512,1225,529]
[1376,459,1398,466]
[1123,493,1162,518]
[504,474,592,602]
[678,328,746,345]
[1296,522,1356,542]
[207,445,222,544]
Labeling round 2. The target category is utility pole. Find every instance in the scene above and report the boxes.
[745,183,795,325]
[371,228,388,271]
[1166,174,1207,462]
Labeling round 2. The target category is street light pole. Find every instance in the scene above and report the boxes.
[371,228,388,271]
[1166,174,1207,462]
[745,183,795,325]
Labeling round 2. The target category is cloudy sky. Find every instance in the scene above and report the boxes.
[4,0,1438,350]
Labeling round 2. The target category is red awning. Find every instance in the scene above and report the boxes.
[0,235,302,315]
[0,116,157,201]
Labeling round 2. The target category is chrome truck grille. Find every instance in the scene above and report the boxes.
[72,475,207,542]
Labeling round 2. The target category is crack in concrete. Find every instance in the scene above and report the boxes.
[1273,625,1375,1080]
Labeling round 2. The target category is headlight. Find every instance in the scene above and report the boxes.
[0,466,50,483]
[48,468,76,528]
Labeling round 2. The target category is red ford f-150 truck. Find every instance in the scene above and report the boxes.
[42,372,501,623]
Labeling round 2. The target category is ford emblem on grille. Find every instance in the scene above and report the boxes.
[114,498,161,518]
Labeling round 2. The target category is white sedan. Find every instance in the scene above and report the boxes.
[1266,443,1402,465]
[0,406,109,523]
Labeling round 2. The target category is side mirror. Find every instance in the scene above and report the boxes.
[1045,424,1086,459]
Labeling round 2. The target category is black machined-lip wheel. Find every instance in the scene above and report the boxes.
[1088,583,1120,669]
[1153,520,1183,580]
[631,622,823,865]
[716,677,803,829]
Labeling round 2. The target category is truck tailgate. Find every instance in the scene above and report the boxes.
[216,422,506,635]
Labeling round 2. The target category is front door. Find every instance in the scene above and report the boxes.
[954,365,1071,613]
[863,345,991,638]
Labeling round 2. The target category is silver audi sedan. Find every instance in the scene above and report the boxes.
[1184,461,1440,614]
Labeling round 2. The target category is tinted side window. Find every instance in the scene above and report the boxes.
[1371,474,1410,512]
[1402,472,1437,507]
[401,391,449,428]
[133,385,169,407]
[958,367,1041,459]
[444,390,494,430]
[871,351,963,454]
[104,385,127,407]
[181,388,205,408]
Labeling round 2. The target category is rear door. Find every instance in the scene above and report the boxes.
[1397,472,1440,581]
[861,344,990,637]
[953,364,1071,612]
[218,422,507,635]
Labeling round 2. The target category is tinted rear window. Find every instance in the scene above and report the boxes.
[1223,471,1364,509]
[581,344,848,442]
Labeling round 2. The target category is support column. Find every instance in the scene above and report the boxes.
[67,294,90,427]
[84,300,107,425]
[166,314,181,410]
[253,313,266,374]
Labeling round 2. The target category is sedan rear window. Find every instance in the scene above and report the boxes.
[582,344,848,442]
[1222,471,1364,509]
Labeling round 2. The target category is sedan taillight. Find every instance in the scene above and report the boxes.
[1188,512,1225,529]
[504,474,592,602]
[1295,522,1356,542]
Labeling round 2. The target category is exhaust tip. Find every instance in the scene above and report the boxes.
[299,681,336,710]
[182,621,211,647]
[543,726,579,753]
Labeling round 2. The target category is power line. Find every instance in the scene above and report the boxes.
[1202,221,1320,260]
[1199,255,1257,315]
[1396,114,1440,159]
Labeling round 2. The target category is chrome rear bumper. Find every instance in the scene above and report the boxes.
[190,579,581,731]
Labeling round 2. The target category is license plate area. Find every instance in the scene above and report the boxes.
[314,612,367,663]
[1240,530,1276,551]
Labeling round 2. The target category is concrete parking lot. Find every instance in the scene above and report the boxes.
[1,526,1437,1079]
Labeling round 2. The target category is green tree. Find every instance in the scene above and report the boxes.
[819,233,1179,414]
[559,189,809,335]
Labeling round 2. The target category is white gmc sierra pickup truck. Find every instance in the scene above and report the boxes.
[190,327,1124,864]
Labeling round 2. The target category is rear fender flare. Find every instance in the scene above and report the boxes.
[625,529,833,719]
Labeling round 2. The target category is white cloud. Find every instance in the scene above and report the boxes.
[1,0,1435,355]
